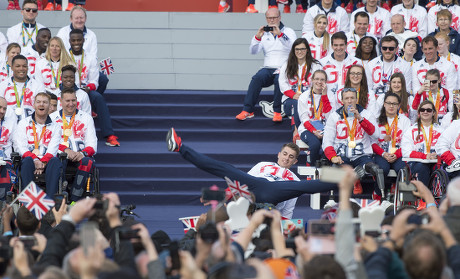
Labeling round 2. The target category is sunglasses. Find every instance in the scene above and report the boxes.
[382,46,396,51]
[342,87,357,93]
[429,80,438,84]
[23,8,38,12]
[419,108,434,113]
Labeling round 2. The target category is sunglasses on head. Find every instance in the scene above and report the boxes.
[23,8,38,12]
[419,108,433,113]
[382,46,396,51]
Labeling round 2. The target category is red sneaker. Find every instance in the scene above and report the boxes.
[14,0,20,10]
[106,135,120,147]
[273,112,283,122]
[353,180,363,195]
[268,5,279,9]
[283,4,291,13]
[372,190,382,201]
[167,128,182,152]
[44,2,55,11]
[7,1,14,10]
[56,4,62,10]
[245,4,258,13]
[218,2,230,12]
[345,1,353,13]
[65,3,75,11]
[236,111,254,120]
[295,4,305,12]
[37,0,43,10]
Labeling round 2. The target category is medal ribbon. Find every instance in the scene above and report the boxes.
[384,116,398,148]
[428,89,441,113]
[343,110,358,143]
[70,50,84,86]
[62,112,76,143]
[6,63,9,76]
[421,124,433,154]
[21,23,37,47]
[13,79,28,109]
[311,92,323,120]
[297,63,307,93]
[32,121,46,150]
[50,61,61,87]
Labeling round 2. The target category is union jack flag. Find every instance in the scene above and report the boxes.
[224,177,252,200]
[179,216,200,234]
[17,182,55,220]
[350,198,380,208]
[99,57,115,76]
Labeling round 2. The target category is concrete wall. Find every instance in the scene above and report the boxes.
[0,11,305,90]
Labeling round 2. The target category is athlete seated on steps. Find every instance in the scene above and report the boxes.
[166,127,338,206]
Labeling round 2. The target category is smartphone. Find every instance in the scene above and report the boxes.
[308,220,335,254]
[263,26,274,32]
[81,222,97,256]
[320,167,346,184]
[18,236,37,249]
[201,188,226,202]
[53,193,67,211]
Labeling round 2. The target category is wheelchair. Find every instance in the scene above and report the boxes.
[10,151,100,202]
[428,165,449,202]
[393,165,416,214]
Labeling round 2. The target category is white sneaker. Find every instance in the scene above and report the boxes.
[324,199,338,209]
[446,159,460,173]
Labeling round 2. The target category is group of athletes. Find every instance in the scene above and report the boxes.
[234,0,460,201]
[0,0,118,200]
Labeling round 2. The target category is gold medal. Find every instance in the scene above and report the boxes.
[62,141,69,147]
[32,149,40,156]
[64,129,72,137]
[15,107,23,116]
[348,141,356,149]
[390,147,397,154]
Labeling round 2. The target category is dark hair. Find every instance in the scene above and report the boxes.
[426,68,441,80]
[47,92,58,101]
[355,36,378,60]
[344,65,369,108]
[61,64,77,74]
[282,142,300,158]
[403,231,446,279]
[303,255,346,279]
[354,11,369,23]
[378,93,401,125]
[286,38,320,82]
[331,31,347,45]
[402,37,421,59]
[422,36,438,48]
[22,0,37,9]
[388,72,409,114]
[381,35,399,48]
[69,28,84,37]
[417,100,437,138]
[61,88,76,98]
[37,28,51,36]
[16,207,39,235]
[11,54,28,66]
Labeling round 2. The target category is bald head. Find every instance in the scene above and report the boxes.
[265,7,280,18]
[0,97,7,120]
[391,14,405,34]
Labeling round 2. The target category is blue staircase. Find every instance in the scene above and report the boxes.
[96,90,294,206]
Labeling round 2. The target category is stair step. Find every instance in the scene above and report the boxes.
[108,103,243,116]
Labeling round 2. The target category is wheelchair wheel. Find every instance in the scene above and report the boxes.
[393,168,407,215]
[429,169,449,200]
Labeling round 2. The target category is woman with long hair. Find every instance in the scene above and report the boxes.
[375,72,415,122]
[35,36,75,92]
[298,70,333,166]
[355,36,378,68]
[332,64,375,111]
[440,92,460,129]
[279,38,322,140]
[0,43,20,83]
[372,93,411,197]
[302,14,331,60]
[401,100,443,186]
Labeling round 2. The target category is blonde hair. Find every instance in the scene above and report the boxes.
[435,32,451,43]
[45,37,75,76]
[314,14,330,53]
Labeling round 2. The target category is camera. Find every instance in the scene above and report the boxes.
[18,236,37,249]
[407,213,431,225]
[398,181,417,202]
[263,26,274,32]
[117,228,140,240]
[198,222,219,244]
